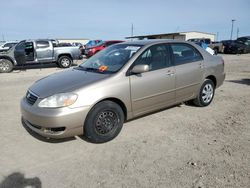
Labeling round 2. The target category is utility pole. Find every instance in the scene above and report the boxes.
[237,28,239,39]
[2,34,5,42]
[230,19,236,40]
[216,32,219,41]
[131,23,134,41]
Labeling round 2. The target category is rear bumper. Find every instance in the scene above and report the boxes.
[20,97,90,138]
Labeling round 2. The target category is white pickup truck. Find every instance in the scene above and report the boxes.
[0,39,83,73]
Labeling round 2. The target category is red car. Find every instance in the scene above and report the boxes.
[85,40,124,58]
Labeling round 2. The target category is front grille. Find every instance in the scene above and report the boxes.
[26,91,38,105]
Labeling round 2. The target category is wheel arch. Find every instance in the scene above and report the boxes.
[0,56,15,65]
[93,97,128,121]
[206,75,217,88]
[57,54,73,61]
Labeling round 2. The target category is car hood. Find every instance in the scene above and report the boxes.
[29,68,111,98]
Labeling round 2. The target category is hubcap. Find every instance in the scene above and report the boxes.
[94,110,119,135]
[0,61,10,71]
[202,83,213,103]
[61,58,70,67]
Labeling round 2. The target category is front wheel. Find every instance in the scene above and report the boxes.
[84,101,124,143]
[58,56,72,68]
[0,59,13,73]
[193,79,215,107]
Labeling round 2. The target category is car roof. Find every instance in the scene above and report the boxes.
[237,36,250,39]
[121,39,186,46]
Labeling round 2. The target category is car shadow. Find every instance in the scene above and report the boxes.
[227,78,250,86]
[12,62,79,73]
[21,118,76,143]
[0,172,41,188]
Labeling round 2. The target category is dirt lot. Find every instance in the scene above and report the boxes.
[0,55,249,188]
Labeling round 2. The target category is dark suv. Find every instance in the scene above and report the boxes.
[224,36,250,54]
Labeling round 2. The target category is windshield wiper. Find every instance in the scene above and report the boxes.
[76,66,102,73]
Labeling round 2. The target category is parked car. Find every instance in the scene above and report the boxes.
[188,38,223,54]
[84,40,102,49]
[82,40,102,55]
[223,36,250,54]
[21,40,225,143]
[0,41,19,52]
[192,41,215,55]
[85,40,124,58]
[0,39,83,73]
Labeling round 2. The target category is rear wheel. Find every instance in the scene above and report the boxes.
[0,59,13,73]
[84,101,124,143]
[193,79,215,107]
[58,56,72,68]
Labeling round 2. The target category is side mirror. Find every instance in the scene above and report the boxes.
[131,64,149,74]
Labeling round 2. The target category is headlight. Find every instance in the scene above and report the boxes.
[38,93,78,108]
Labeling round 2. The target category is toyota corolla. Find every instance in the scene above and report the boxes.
[21,40,225,143]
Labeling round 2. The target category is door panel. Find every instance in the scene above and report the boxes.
[14,41,26,65]
[129,44,176,116]
[36,41,53,62]
[170,43,204,102]
[130,67,175,116]
[175,60,203,102]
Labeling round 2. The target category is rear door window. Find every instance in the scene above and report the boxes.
[170,43,203,65]
[36,41,50,48]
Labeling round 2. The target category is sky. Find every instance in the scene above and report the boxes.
[0,0,249,41]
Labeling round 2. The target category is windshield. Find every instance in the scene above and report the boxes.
[79,44,142,74]
[86,40,103,48]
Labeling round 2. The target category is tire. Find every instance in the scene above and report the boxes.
[84,101,124,143]
[193,79,215,107]
[0,59,13,73]
[58,56,72,68]
[213,48,218,55]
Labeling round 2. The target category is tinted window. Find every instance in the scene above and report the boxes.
[36,41,49,48]
[171,43,203,65]
[133,44,171,71]
[245,40,250,46]
[105,41,122,47]
[15,41,26,50]
[25,42,33,50]
[106,42,115,46]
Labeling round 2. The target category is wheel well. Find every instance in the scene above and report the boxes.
[98,98,127,120]
[58,54,72,60]
[206,75,217,87]
[0,56,14,65]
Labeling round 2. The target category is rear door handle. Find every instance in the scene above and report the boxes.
[199,62,204,68]
[166,70,175,76]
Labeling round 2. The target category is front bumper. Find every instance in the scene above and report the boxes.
[21,97,90,139]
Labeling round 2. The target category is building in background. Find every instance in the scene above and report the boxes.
[56,38,89,45]
[126,31,215,42]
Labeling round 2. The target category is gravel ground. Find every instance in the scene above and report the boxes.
[0,55,249,188]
